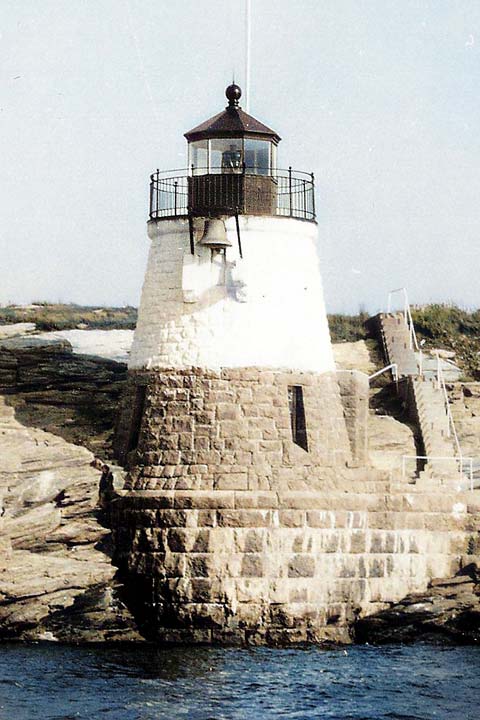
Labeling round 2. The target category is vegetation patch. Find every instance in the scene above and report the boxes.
[0,303,137,332]
[411,305,480,380]
[327,312,369,343]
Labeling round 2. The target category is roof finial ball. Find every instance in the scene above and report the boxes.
[226,83,242,109]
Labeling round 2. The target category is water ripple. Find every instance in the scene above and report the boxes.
[0,644,479,720]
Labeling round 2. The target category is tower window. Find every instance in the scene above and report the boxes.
[288,386,308,451]
[127,385,147,453]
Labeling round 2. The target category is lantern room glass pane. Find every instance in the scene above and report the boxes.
[189,140,208,175]
[210,138,243,174]
[271,143,277,171]
[244,139,271,175]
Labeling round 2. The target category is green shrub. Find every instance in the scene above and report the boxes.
[411,304,480,379]
[327,312,368,343]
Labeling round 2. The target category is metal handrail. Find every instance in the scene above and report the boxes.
[386,287,420,353]
[152,166,315,179]
[435,351,463,460]
[148,166,316,222]
[368,363,398,383]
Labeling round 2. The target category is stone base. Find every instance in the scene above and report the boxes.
[111,481,477,645]
[114,366,353,487]
[112,366,478,644]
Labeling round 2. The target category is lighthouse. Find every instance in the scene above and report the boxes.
[113,85,363,643]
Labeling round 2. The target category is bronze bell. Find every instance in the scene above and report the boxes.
[199,218,232,249]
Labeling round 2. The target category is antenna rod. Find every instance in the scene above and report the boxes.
[245,0,251,113]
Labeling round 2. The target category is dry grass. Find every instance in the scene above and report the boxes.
[0,303,137,331]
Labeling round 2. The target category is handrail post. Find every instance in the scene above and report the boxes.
[437,353,462,459]
[288,166,293,217]
[311,172,316,220]
[149,173,154,219]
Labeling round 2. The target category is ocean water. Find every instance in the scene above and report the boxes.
[0,644,478,720]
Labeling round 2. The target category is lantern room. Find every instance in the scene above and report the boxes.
[148,85,316,223]
[185,84,280,176]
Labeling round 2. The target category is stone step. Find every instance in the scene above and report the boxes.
[122,489,479,517]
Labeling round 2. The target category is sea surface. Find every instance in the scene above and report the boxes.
[0,644,478,720]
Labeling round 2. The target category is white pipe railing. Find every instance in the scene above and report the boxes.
[435,351,462,458]
[368,363,398,383]
[401,454,475,491]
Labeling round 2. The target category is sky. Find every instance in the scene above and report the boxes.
[1,0,479,314]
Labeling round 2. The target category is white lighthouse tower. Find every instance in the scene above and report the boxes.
[114,85,358,643]
[128,83,335,378]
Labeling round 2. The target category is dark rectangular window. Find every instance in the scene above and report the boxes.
[127,385,147,453]
[288,385,308,451]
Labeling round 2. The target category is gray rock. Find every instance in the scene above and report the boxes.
[0,397,142,643]
[355,563,480,645]
[0,335,127,459]
[0,336,71,353]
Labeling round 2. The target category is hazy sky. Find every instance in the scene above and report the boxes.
[1,0,479,313]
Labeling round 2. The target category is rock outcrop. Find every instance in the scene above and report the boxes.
[332,340,378,376]
[0,335,127,459]
[0,396,142,642]
[355,562,480,644]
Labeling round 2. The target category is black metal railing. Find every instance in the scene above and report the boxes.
[148,167,316,222]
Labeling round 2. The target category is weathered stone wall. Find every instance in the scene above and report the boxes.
[115,367,351,481]
[337,370,369,467]
[112,478,476,644]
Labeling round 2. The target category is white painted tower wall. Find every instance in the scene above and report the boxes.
[129,215,335,373]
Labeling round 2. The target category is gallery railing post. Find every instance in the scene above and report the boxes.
[288,166,293,217]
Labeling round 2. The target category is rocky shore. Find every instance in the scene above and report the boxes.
[0,394,142,642]
[355,563,480,645]
[0,332,142,642]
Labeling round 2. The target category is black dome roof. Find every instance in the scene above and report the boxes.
[184,85,280,144]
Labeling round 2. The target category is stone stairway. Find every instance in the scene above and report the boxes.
[378,312,418,377]
[370,312,460,482]
[412,378,460,482]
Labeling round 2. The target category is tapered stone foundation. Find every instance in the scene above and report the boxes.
[115,367,352,486]
[112,366,472,644]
